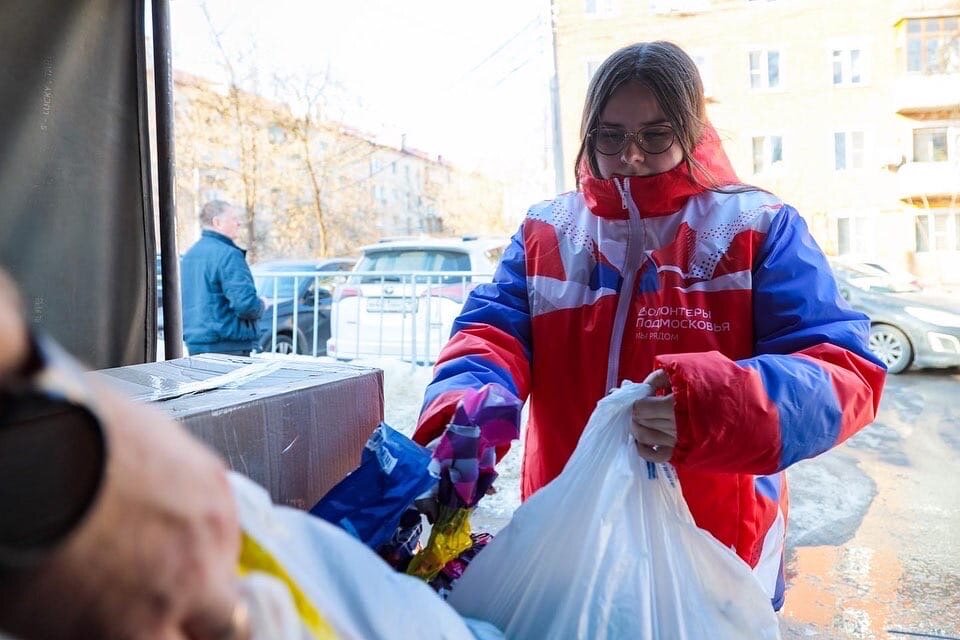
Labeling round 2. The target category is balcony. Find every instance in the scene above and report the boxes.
[896,161,960,203]
[894,74,960,118]
[893,0,960,17]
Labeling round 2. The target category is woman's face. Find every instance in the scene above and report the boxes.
[593,81,684,179]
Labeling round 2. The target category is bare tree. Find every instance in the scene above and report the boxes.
[200,2,263,261]
[271,72,337,256]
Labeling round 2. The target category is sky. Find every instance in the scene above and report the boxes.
[169,0,555,186]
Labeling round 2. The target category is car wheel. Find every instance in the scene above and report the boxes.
[868,324,912,374]
[268,333,297,355]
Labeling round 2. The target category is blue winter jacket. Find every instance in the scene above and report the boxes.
[181,230,264,353]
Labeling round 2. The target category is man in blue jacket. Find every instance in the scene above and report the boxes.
[181,200,264,356]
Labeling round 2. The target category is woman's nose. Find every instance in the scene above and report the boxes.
[620,139,645,166]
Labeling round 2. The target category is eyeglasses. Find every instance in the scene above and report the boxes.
[588,125,676,156]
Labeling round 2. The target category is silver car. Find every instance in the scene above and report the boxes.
[832,261,960,374]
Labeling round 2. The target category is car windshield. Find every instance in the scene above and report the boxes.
[255,268,312,299]
[255,275,296,299]
[355,249,472,284]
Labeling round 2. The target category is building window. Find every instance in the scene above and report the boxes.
[752,135,783,173]
[913,127,949,162]
[934,212,950,250]
[915,214,929,252]
[837,217,851,254]
[915,212,959,251]
[692,52,714,96]
[749,49,780,89]
[370,158,383,175]
[834,131,865,170]
[586,59,601,83]
[832,49,863,85]
[836,216,874,255]
[906,16,960,74]
[267,124,286,145]
[585,0,615,15]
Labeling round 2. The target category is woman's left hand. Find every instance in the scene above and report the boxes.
[631,369,677,463]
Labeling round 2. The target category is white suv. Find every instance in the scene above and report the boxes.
[326,236,508,363]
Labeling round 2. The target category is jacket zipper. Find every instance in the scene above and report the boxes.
[605,177,645,392]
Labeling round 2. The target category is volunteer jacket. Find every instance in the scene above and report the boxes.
[413,128,887,609]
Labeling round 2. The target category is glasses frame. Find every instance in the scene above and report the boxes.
[588,125,677,156]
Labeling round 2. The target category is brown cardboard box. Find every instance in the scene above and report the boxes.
[94,354,383,510]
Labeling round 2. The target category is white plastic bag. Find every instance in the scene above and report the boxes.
[447,381,781,640]
[230,473,504,640]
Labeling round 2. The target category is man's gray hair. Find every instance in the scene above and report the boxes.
[199,200,235,227]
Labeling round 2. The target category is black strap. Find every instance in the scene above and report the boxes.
[0,390,106,571]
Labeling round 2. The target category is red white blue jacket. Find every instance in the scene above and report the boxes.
[413,128,886,609]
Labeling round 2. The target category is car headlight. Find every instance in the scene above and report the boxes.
[928,332,960,354]
[904,306,960,328]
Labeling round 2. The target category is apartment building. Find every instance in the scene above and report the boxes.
[552,0,960,283]
[171,72,507,260]
[365,141,507,239]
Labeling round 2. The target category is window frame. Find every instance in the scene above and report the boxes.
[750,133,784,174]
[915,212,960,252]
[690,49,714,97]
[904,16,960,75]
[912,126,950,162]
[833,130,866,171]
[747,48,782,90]
[830,46,867,86]
[585,58,602,84]
[834,214,876,256]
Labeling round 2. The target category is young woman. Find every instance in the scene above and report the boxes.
[413,41,886,609]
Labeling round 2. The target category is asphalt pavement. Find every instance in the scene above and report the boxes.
[780,367,960,639]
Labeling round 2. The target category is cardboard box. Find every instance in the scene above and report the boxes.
[94,354,384,510]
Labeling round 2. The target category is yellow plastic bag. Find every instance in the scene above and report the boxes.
[406,506,473,581]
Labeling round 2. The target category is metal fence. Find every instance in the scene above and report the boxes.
[256,270,492,363]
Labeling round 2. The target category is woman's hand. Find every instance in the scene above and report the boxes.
[631,369,677,463]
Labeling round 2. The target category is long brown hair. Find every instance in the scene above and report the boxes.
[574,41,727,190]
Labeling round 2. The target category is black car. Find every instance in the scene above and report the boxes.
[253,258,355,355]
[831,261,960,374]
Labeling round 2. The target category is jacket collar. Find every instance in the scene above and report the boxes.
[579,123,739,219]
[201,229,246,255]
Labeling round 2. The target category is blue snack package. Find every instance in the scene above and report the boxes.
[310,423,437,551]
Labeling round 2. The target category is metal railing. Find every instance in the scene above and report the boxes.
[255,270,492,363]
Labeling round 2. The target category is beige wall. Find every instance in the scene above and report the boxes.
[553,0,960,283]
